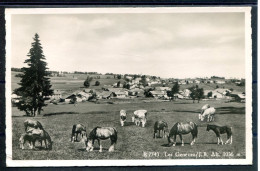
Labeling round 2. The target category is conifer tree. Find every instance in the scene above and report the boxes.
[14,33,53,116]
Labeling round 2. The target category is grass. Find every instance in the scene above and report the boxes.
[12,99,245,160]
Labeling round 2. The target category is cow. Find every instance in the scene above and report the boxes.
[153,120,169,138]
[71,124,87,142]
[200,107,216,122]
[24,119,44,132]
[132,110,147,127]
[120,110,127,126]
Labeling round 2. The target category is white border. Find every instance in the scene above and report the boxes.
[5,7,253,167]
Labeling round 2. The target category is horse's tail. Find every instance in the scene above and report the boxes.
[37,121,44,130]
[112,128,118,144]
[193,122,198,138]
[45,130,52,150]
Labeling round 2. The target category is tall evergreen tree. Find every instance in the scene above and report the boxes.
[14,33,53,116]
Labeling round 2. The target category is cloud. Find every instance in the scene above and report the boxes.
[11,12,245,78]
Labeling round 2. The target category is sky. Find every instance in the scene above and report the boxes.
[11,12,245,79]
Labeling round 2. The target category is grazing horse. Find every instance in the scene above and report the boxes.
[206,124,232,145]
[120,110,127,126]
[168,122,198,146]
[85,127,117,152]
[26,128,52,150]
[200,107,216,122]
[19,133,34,149]
[71,124,87,142]
[24,119,44,132]
[132,110,147,127]
[153,120,169,138]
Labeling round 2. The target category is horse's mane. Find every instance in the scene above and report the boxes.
[88,126,101,140]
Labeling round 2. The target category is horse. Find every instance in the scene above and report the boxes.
[120,110,127,126]
[200,107,216,122]
[153,120,169,138]
[206,124,232,145]
[24,119,44,132]
[26,128,52,150]
[85,127,117,152]
[71,124,87,142]
[168,122,198,146]
[19,133,34,149]
[132,110,147,127]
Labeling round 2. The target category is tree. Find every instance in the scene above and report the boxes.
[189,86,204,103]
[207,91,213,98]
[14,33,53,116]
[167,82,180,100]
[117,75,121,79]
[140,75,148,86]
[84,76,93,88]
[117,81,121,87]
[95,81,100,86]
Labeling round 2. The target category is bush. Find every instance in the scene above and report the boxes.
[95,81,100,86]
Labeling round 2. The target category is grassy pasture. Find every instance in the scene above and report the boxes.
[12,100,245,160]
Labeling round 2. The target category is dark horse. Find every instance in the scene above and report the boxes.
[71,124,87,142]
[85,127,117,152]
[206,124,232,145]
[168,122,198,146]
[153,120,169,138]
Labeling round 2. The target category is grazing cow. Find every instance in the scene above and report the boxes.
[168,122,198,146]
[199,104,210,120]
[132,110,148,127]
[200,107,216,122]
[153,121,169,138]
[71,124,87,142]
[24,128,52,150]
[24,119,44,132]
[120,110,127,126]
[206,124,232,145]
[85,127,117,152]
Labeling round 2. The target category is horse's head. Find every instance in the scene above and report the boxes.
[131,116,135,122]
[85,138,94,152]
[206,124,210,131]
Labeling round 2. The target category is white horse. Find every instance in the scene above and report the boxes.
[199,104,210,120]
[200,107,216,122]
[120,110,127,126]
[132,110,147,127]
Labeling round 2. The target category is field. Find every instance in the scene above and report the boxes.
[12,99,245,160]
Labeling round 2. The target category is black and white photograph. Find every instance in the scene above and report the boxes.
[5,7,252,166]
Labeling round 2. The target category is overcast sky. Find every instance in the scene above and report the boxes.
[11,13,245,79]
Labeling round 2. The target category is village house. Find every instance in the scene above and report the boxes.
[150,91,166,99]
[155,87,171,91]
[96,91,112,99]
[215,80,226,84]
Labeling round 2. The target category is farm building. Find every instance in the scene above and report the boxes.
[155,87,171,91]
[129,88,144,97]
[96,91,112,99]
[111,91,128,98]
[215,80,226,84]
[230,92,246,102]
[102,85,113,91]
[179,80,187,85]
[11,93,20,103]
[150,91,166,98]
[211,91,224,99]
[180,89,191,99]
[215,88,231,95]
[174,93,184,99]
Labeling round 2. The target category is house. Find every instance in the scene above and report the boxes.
[230,91,245,102]
[102,85,113,91]
[194,80,200,84]
[150,91,166,98]
[129,88,144,97]
[181,89,191,98]
[155,87,171,91]
[96,91,112,99]
[179,80,186,85]
[215,80,226,84]
[211,91,224,99]
[112,91,128,98]
[174,93,184,99]
[215,88,231,95]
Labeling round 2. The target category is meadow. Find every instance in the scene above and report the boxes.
[12,99,245,160]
